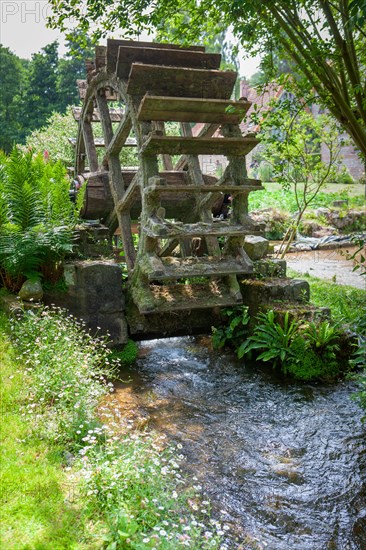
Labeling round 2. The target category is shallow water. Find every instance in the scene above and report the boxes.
[115,336,366,549]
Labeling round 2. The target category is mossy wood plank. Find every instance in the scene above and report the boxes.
[142,218,262,238]
[144,181,262,193]
[141,136,259,156]
[141,255,254,280]
[116,47,220,79]
[127,64,237,99]
[107,39,205,73]
[137,95,251,123]
[135,282,242,314]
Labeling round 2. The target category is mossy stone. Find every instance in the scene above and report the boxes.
[18,280,43,301]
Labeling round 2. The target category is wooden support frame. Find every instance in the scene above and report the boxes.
[73,40,265,314]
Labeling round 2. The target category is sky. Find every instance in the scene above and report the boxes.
[0,0,261,77]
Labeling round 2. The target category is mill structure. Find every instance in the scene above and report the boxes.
[72,39,264,318]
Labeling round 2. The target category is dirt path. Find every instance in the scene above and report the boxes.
[283,246,365,290]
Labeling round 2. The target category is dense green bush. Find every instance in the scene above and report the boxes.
[214,309,343,382]
[0,147,78,290]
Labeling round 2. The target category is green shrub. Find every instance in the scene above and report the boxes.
[237,310,303,369]
[335,167,355,184]
[237,310,343,381]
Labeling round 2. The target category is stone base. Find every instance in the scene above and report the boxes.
[126,299,226,339]
[239,277,310,317]
[44,260,128,345]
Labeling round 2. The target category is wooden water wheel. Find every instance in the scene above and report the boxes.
[72,39,264,314]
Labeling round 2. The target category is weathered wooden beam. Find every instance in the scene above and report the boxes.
[173,122,219,171]
[104,112,133,158]
[221,123,254,226]
[69,136,136,148]
[76,79,119,101]
[179,121,221,256]
[95,90,136,270]
[116,46,221,79]
[142,218,262,239]
[144,181,263,193]
[75,124,86,175]
[153,121,173,171]
[95,89,114,144]
[137,95,251,124]
[158,238,179,257]
[134,282,242,314]
[127,64,237,99]
[82,116,98,172]
[106,38,205,73]
[116,174,140,212]
[140,254,254,280]
[72,106,124,122]
[141,135,259,156]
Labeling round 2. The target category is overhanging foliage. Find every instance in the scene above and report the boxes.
[48,0,366,160]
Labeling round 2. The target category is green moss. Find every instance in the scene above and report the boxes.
[286,349,341,381]
[109,339,139,366]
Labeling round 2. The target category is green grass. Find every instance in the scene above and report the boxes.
[288,268,366,325]
[1,308,226,549]
[0,313,89,549]
[249,182,365,213]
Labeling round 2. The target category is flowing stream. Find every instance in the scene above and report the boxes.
[115,336,366,549]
